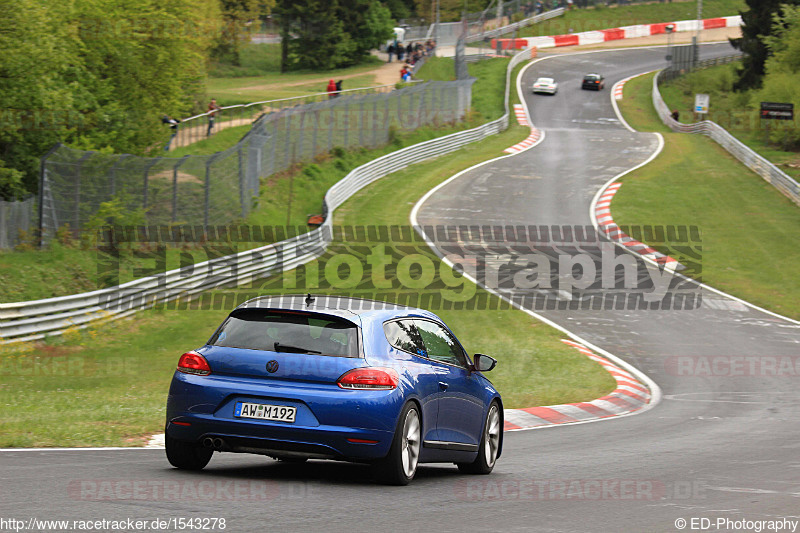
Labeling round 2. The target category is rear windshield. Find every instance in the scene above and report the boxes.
[208,310,360,357]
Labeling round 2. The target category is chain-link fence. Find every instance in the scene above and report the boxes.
[404,6,564,46]
[0,197,35,249]
[166,83,405,151]
[39,79,476,242]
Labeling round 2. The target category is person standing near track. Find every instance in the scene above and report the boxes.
[207,98,221,136]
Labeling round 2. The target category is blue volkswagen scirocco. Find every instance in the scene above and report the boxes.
[165,295,502,485]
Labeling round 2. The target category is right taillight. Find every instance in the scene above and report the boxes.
[337,367,399,390]
[177,351,211,376]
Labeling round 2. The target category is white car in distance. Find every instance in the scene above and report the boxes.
[532,77,558,95]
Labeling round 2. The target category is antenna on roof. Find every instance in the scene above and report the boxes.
[305,293,315,307]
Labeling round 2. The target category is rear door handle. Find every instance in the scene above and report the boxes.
[438,381,448,391]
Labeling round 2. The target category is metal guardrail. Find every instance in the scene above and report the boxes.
[1,48,533,345]
[402,4,564,45]
[465,8,565,44]
[653,61,800,207]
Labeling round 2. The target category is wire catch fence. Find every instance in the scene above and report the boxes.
[39,79,476,243]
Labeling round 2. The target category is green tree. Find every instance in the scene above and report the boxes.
[340,0,394,60]
[754,5,800,148]
[0,0,221,198]
[0,0,78,197]
[278,0,355,71]
[213,0,274,65]
[277,0,391,71]
[382,0,412,20]
[412,0,489,23]
[731,0,800,90]
[73,0,220,151]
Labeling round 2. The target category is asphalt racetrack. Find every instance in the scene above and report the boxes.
[2,44,800,533]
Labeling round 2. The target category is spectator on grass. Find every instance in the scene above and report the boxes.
[327,79,337,99]
[335,80,343,97]
[387,42,395,62]
[406,42,413,58]
[207,98,221,136]
[397,43,405,62]
[162,115,180,151]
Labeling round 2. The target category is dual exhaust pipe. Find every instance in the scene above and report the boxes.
[202,437,225,450]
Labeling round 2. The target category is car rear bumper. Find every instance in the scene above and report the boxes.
[166,415,394,460]
[166,372,400,460]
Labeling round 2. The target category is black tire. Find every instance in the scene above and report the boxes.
[372,403,421,486]
[165,434,213,470]
[457,402,501,475]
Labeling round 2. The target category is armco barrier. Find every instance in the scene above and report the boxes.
[464,8,565,44]
[652,66,800,207]
[0,49,534,345]
[492,15,742,50]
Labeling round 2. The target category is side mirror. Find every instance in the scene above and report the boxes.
[473,353,497,372]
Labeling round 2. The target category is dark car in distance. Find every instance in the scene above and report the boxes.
[581,73,605,91]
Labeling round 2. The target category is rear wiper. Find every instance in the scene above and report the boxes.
[273,342,321,354]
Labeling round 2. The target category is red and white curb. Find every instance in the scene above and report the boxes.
[505,104,543,154]
[613,76,633,101]
[513,103,530,126]
[595,182,682,271]
[492,15,742,50]
[503,340,652,431]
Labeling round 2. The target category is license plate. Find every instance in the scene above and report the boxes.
[234,402,296,423]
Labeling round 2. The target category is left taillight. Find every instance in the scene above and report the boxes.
[177,351,211,376]
[337,367,399,390]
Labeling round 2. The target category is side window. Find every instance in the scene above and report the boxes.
[383,320,427,357]
[413,320,467,368]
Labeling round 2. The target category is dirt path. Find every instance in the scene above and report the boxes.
[238,60,402,93]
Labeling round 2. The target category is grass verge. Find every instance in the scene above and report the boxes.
[658,62,800,183]
[208,43,385,106]
[615,72,800,320]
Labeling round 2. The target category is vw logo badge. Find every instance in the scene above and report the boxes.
[266,360,279,373]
